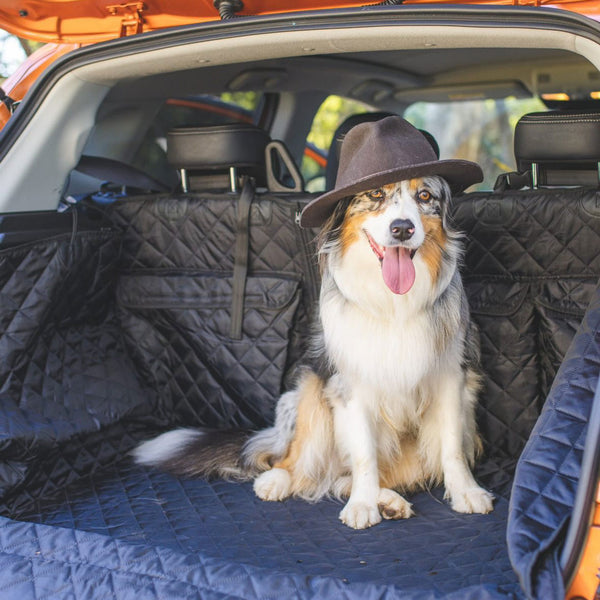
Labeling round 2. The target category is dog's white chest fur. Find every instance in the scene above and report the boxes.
[321,292,436,393]
[321,245,438,392]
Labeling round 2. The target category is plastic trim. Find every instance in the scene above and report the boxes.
[2,5,600,160]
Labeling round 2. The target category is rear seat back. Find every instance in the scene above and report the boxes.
[451,111,600,491]
[108,124,319,431]
[107,113,600,493]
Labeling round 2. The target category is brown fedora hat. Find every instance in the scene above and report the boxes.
[300,116,483,228]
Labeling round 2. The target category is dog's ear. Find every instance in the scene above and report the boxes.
[317,197,352,251]
[438,177,454,231]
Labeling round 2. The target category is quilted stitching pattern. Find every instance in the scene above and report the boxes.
[452,190,600,276]
[117,273,301,428]
[0,184,598,598]
[507,285,600,599]
[5,463,522,600]
[110,194,307,275]
[0,513,521,600]
[109,194,316,428]
[450,189,600,489]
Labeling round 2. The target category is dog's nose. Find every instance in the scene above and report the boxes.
[389,219,415,241]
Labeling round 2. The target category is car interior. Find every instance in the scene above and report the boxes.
[0,11,599,599]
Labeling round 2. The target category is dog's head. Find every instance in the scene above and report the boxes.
[319,175,458,296]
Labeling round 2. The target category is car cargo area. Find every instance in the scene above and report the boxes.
[0,150,599,597]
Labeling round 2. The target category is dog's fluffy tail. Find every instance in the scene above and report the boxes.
[133,376,319,481]
[132,428,257,480]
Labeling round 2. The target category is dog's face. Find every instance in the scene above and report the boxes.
[320,175,453,297]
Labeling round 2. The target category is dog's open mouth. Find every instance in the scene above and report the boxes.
[366,233,417,295]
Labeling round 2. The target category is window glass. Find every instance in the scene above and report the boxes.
[132,92,263,185]
[156,92,262,129]
[404,97,547,190]
[302,95,374,191]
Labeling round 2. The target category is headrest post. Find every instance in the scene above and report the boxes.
[229,166,238,193]
[180,168,189,193]
[167,124,272,191]
[531,163,538,189]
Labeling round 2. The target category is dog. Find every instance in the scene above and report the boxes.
[134,117,494,529]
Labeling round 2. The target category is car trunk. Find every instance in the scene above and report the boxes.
[0,177,598,599]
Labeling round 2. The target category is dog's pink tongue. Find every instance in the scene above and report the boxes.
[382,246,416,295]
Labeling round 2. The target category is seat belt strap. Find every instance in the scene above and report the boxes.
[230,176,255,339]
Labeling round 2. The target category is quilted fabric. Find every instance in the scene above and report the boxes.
[0,231,151,505]
[450,187,600,493]
[4,464,521,600]
[507,282,600,599]
[116,272,301,428]
[0,184,598,598]
[109,193,318,429]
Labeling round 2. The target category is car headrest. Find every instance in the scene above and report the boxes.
[167,123,271,190]
[514,111,600,187]
[324,112,440,191]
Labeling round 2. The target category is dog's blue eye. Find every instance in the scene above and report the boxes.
[367,189,384,201]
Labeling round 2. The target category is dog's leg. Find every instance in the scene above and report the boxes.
[377,488,414,520]
[255,372,337,502]
[254,467,292,501]
[334,389,382,529]
[424,370,494,514]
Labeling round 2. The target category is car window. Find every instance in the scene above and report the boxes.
[404,97,547,190]
[129,92,263,188]
[157,92,263,129]
[302,95,374,191]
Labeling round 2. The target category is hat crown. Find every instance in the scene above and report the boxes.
[335,117,437,189]
[299,115,483,228]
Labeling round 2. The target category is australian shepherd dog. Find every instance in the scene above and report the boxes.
[134,175,494,529]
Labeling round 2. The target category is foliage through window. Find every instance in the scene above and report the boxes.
[404,97,547,190]
[302,95,374,191]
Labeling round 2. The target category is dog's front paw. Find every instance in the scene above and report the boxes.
[254,468,292,501]
[377,488,414,520]
[448,486,494,514]
[339,499,382,529]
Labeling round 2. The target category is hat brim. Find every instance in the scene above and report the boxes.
[300,159,483,228]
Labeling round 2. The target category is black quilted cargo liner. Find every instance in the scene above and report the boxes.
[117,271,302,428]
[0,186,598,598]
[108,192,319,430]
[450,188,600,493]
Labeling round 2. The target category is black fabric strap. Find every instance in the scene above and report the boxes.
[230,176,255,339]
[494,170,532,191]
[0,88,17,113]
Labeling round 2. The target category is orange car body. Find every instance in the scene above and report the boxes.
[0,0,599,44]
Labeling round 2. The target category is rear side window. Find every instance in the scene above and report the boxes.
[404,97,547,190]
[157,92,263,129]
[132,92,263,187]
